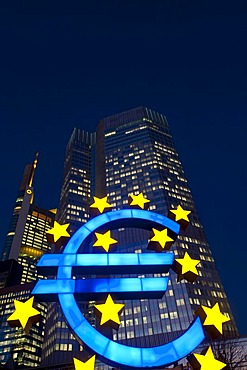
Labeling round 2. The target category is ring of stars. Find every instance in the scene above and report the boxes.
[10,194,230,369]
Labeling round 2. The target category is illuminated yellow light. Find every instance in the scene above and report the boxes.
[148,228,174,252]
[46,221,70,243]
[105,131,116,137]
[93,231,117,252]
[7,297,40,334]
[169,205,191,230]
[49,208,57,214]
[90,196,112,213]
[20,246,44,258]
[73,355,96,370]
[128,192,150,209]
[173,252,200,283]
[195,302,230,339]
[170,205,191,221]
[189,346,226,370]
[94,294,124,329]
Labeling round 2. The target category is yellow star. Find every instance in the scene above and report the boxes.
[169,205,191,230]
[148,228,174,252]
[190,346,226,370]
[90,196,112,213]
[196,302,230,339]
[128,192,150,209]
[94,294,125,329]
[93,231,117,252]
[46,221,70,243]
[73,356,96,370]
[7,297,40,334]
[173,252,200,283]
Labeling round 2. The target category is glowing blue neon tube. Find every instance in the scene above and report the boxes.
[32,277,169,300]
[37,252,174,274]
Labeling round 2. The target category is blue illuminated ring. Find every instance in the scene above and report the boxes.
[55,209,205,369]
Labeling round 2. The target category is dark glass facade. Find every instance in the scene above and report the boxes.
[0,157,55,367]
[41,129,96,366]
[1,161,37,261]
[0,283,47,367]
[1,109,238,369]
[0,259,22,289]
[42,107,237,369]
[59,128,96,234]
[95,106,238,347]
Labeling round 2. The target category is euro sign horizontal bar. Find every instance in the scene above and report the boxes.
[37,253,174,275]
[32,277,169,300]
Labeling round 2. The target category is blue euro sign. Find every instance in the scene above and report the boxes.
[32,209,205,369]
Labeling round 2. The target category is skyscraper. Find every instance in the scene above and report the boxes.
[41,107,237,369]
[41,129,96,365]
[1,155,38,261]
[95,106,238,346]
[1,154,55,278]
[59,128,96,233]
[0,155,55,367]
[0,282,47,367]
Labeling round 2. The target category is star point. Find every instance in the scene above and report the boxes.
[168,205,191,230]
[46,221,70,243]
[94,294,125,329]
[147,228,174,252]
[7,296,40,334]
[73,355,96,370]
[90,196,112,214]
[128,192,150,209]
[195,302,230,339]
[172,252,200,283]
[93,231,117,252]
[189,346,226,370]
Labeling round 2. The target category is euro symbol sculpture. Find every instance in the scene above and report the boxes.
[32,209,205,369]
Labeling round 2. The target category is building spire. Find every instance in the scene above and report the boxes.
[28,152,39,188]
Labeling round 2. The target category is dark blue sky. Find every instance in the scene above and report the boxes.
[0,1,246,334]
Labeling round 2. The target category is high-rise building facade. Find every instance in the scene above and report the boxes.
[1,157,37,262]
[1,154,55,277]
[41,107,237,369]
[95,106,238,347]
[41,129,96,365]
[59,128,96,234]
[0,156,55,367]
[0,282,47,368]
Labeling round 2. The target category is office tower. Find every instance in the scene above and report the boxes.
[41,108,237,370]
[0,155,55,367]
[1,155,38,261]
[0,282,47,368]
[95,106,238,347]
[59,129,96,234]
[1,154,55,283]
[2,154,55,283]
[41,129,96,365]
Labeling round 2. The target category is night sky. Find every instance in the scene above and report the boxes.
[0,1,246,334]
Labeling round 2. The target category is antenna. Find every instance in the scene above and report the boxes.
[28,152,39,187]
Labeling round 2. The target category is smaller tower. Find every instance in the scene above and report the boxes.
[0,155,55,367]
[41,129,96,366]
[2,153,39,261]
